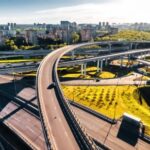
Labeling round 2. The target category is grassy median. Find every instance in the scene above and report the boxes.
[62,85,150,135]
[0,58,41,63]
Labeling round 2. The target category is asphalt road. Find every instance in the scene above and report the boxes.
[36,42,150,150]
[0,75,149,150]
[37,46,82,150]
[0,75,46,150]
[61,72,146,86]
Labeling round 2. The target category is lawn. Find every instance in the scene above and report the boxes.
[112,59,138,66]
[98,71,116,79]
[13,71,36,77]
[62,85,150,135]
[58,65,134,79]
[62,73,91,79]
[0,58,41,63]
[59,66,117,79]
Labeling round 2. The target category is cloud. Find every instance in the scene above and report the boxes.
[0,0,149,24]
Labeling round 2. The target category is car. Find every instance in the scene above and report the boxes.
[96,78,100,82]
[146,80,150,85]
[47,82,56,89]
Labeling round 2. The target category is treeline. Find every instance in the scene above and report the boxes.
[95,30,150,41]
[0,37,66,51]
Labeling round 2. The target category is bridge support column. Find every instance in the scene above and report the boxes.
[71,50,75,60]
[135,43,138,49]
[128,54,131,61]
[109,44,112,54]
[81,63,87,75]
[81,64,84,75]
[105,59,108,66]
[143,52,146,60]
[83,63,87,75]
[130,43,133,50]
[128,55,131,68]
[100,60,103,72]
[97,60,100,72]
[120,57,123,68]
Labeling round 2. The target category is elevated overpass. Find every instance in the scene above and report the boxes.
[137,59,150,66]
[37,44,98,150]
[0,50,50,55]
[36,41,150,150]
[0,64,38,74]
[59,48,150,74]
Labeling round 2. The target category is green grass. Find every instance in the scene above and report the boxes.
[62,85,150,135]
[0,59,41,63]
[12,71,36,77]
[98,71,116,79]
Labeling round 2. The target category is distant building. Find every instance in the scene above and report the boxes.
[0,31,5,45]
[80,29,92,42]
[110,27,119,34]
[61,21,71,29]
[62,29,72,44]
[25,29,38,45]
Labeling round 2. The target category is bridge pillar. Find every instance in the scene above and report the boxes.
[130,43,133,50]
[83,63,87,75]
[81,64,84,75]
[128,55,131,67]
[105,59,108,66]
[128,54,131,61]
[120,57,123,68]
[143,52,146,60]
[109,44,112,53]
[71,50,75,60]
[135,43,138,49]
[97,60,100,72]
[81,63,87,75]
[100,60,103,72]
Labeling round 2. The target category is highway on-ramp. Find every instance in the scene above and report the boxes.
[37,44,98,150]
[36,42,150,150]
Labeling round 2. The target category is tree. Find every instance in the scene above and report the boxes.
[71,32,80,44]
[5,39,18,50]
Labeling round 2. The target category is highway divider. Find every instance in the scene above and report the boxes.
[69,100,117,124]
[53,60,99,150]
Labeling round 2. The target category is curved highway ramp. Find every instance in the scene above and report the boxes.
[37,44,98,150]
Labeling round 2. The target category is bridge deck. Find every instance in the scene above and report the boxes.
[0,75,47,150]
[0,75,150,150]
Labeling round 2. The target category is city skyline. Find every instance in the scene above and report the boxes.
[0,0,150,24]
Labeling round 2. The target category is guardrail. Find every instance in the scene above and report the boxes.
[139,133,150,143]
[0,90,39,120]
[59,48,150,67]
[36,42,150,150]
[53,60,98,150]
[69,100,117,124]
[36,66,52,150]
[0,65,38,75]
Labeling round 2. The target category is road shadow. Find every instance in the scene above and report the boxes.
[117,120,140,146]
[0,76,36,120]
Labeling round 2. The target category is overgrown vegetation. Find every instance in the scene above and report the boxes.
[62,85,150,135]
[95,30,150,41]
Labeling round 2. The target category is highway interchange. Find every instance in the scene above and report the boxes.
[37,42,150,150]
[0,41,150,150]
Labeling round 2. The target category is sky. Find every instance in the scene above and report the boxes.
[0,0,149,24]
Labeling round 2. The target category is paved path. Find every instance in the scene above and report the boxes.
[61,73,147,86]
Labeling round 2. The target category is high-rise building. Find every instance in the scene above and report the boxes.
[25,29,38,45]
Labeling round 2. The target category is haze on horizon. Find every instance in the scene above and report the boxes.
[0,0,149,24]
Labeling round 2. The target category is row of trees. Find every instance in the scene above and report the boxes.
[2,30,150,51]
[95,30,150,41]
[0,31,80,51]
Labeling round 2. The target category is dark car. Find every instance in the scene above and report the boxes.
[47,82,56,89]
[96,78,100,82]
[146,80,150,85]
